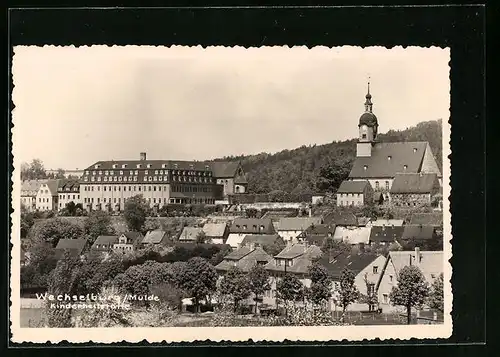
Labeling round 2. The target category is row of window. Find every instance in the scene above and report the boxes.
[171,185,213,193]
[85,175,213,183]
[234,224,266,230]
[87,169,212,177]
[338,200,363,206]
[84,185,168,192]
[59,194,80,200]
[85,197,216,207]
[375,181,390,190]
[338,193,362,198]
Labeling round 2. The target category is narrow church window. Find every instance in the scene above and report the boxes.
[362,134,367,139]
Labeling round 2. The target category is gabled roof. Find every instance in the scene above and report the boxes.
[301,223,336,236]
[142,230,167,244]
[216,247,273,272]
[39,179,62,196]
[261,210,297,220]
[337,180,371,194]
[277,217,322,231]
[409,213,443,226]
[240,234,283,249]
[302,235,328,247]
[371,219,405,227]
[210,161,241,178]
[229,218,275,234]
[55,238,87,256]
[349,141,428,178]
[202,222,227,237]
[402,225,436,240]
[390,173,439,194]
[330,212,358,226]
[21,180,46,193]
[275,243,322,260]
[388,250,444,282]
[369,226,405,243]
[234,176,248,185]
[333,226,372,245]
[92,235,119,247]
[58,180,81,192]
[121,231,143,240]
[319,252,380,279]
[178,227,204,241]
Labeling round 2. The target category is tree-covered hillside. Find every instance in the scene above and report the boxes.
[215,119,443,195]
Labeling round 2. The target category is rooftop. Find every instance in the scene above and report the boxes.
[277,217,323,231]
[390,173,440,194]
[337,180,371,194]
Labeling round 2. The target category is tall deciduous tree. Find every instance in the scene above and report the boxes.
[248,264,271,313]
[175,257,217,312]
[31,218,83,247]
[389,265,430,324]
[21,159,47,180]
[276,273,304,305]
[338,268,359,321]
[316,158,353,193]
[83,210,115,245]
[219,266,251,312]
[307,263,332,307]
[123,195,149,232]
[428,273,444,313]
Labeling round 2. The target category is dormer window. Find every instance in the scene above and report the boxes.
[112,164,118,169]
[243,225,247,230]
[174,164,178,169]
[94,164,100,169]
[260,225,265,230]
[147,164,152,169]
[145,170,148,175]
[136,164,142,169]
[387,156,392,161]
[162,164,168,169]
[363,165,368,170]
[413,148,418,153]
[122,164,127,168]
[403,165,408,170]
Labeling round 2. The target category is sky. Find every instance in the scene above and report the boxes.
[12,45,450,170]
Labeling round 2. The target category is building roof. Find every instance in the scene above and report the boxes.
[337,180,370,194]
[388,250,444,282]
[301,223,337,236]
[359,112,378,127]
[349,141,429,179]
[275,243,322,260]
[390,173,439,194]
[142,230,167,244]
[216,247,273,272]
[402,225,436,240]
[302,235,328,247]
[261,210,297,220]
[58,180,81,192]
[121,231,143,240]
[210,161,241,178]
[202,223,227,238]
[86,160,214,172]
[319,252,380,279]
[371,219,405,227]
[329,211,358,226]
[178,227,204,241]
[229,218,275,234]
[21,180,46,194]
[55,238,87,256]
[369,226,405,243]
[39,179,62,196]
[409,213,443,226]
[234,176,248,185]
[333,226,372,245]
[277,217,323,232]
[240,234,283,249]
[92,235,119,247]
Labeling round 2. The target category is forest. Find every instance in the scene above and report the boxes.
[213,119,443,195]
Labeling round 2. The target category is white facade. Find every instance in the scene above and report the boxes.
[35,182,58,211]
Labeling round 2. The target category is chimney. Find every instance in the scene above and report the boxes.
[414,247,421,265]
[140,152,147,161]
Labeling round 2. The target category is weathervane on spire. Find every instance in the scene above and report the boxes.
[367,74,371,95]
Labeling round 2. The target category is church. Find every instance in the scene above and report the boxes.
[345,83,442,203]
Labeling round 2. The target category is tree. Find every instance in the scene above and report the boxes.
[123,195,149,232]
[316,158,353,193]
[195,231,207,244]
[30,218,83,247]
[307,263,332,307]
[360,273,378,312]
[268,190,290,203]
[262,239,286,257]
[389,265,430,324]
[175,257,217,312]
[83,210,115,246]
[65,201,77,216]
[142,219,161,234]
[53,168,66,179]
[321,238,351,256]
[428,273,444,313]
[26,242,58,287]
[87,256,126,294]
[248,264,271,313]
[20,205,35,238]
[219,266,251,312]
[21,159,47,180]
[338,268,359,322]
[276,273,304,306]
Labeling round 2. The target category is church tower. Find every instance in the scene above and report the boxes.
[356,81,379,157]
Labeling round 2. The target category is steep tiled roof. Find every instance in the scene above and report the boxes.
[349,142,428,178]
[369,226,405,243]
[302,235,328,247]
[261,210,297,220]
[275,243,322,260]
[40,179,62,196]
[234,176,248,185]
[409,213,443,226]
[371,219,405,227]
[277,217,322,232]
[202,223,227,238]
[210,161,241,178]
[178,227,204,241]
[388,250,444,282]
[55,238,87,256]
[330,212,358,226]
[121,231,143,240]
[216,247,273,272]
[240,234,283,249]
[337,180,370,194]
[58,180,81,192]
[402,225,436,240]
[86,160,213,172]
[301,224,336,236]
[390,173,439,194]
[142,230,167,244]
[229,218,275,234]
[93,235,119,247]
[319,252,380,279]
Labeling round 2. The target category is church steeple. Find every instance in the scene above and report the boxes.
[364,80,373,112]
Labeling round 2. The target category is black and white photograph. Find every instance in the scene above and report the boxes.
[11,45,452,342]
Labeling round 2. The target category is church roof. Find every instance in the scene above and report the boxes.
[337,180,370,193]
[359,112,378,127]
[349,141,428,179]
[390,173,439,194]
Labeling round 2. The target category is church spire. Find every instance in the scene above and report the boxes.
[364,78,373,112]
